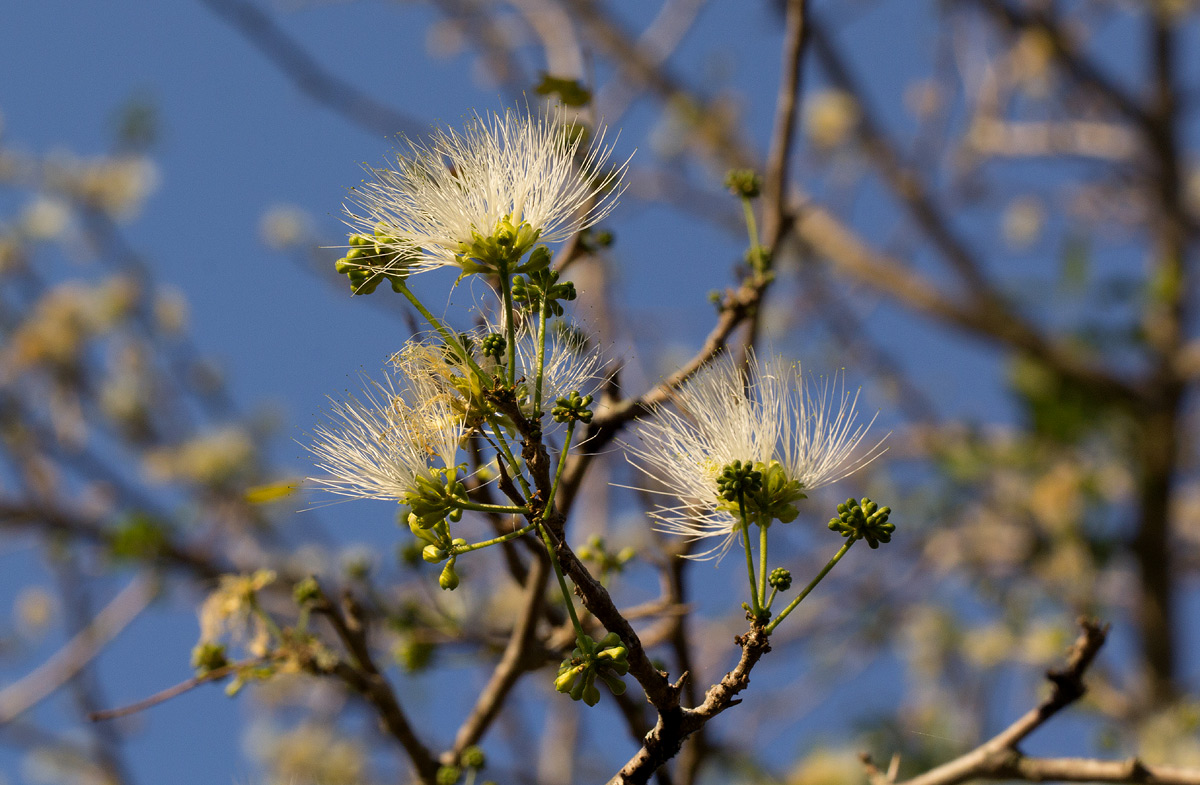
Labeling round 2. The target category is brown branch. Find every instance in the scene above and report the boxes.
[311,586,440,784]
[447,554,549,760]
[541,519,680,714]
[996,756,1200,784]
[862,619,1123,785]
[967,0,1153,133]
[788,199,1144,407]
[761,0,809,248]
[610,627,773,785]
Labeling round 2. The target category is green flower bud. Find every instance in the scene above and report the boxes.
[422,544,448,563]
[436,765,461,785]
[522,245,553,273]
[191,641,229,675]
[828,497,896,548]
[292,576,320,606]
[461,746,486,769]
[598,670,627,695]
[439,561,460,590]
[716,460,763,502]
[555,663,585,693]
[552,391,594,424]
[724,169,762,198]
[767,567,792,591]
[582,679,601,707]
[480,333,506,360]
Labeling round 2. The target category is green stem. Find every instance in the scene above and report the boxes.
[765,540,855,634]
[739,494,761,615]
[248,596,285,642]
[765,586,779,611]
[499,265,517,386]
[452,521,538,555]
[543,420,575,515]
[539,523,585,639]
[534,299,549,416]
[486,417,532,499]
[758,522,769,608]
[395,280,487,379]
[742,197,761,255]
[453,499,531,515]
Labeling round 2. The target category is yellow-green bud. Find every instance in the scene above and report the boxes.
[439,561,460,590]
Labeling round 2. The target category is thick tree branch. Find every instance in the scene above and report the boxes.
[856,620,1196,785]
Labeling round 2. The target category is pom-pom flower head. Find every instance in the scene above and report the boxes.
[307,365,465,520]
[343,108,626,281]
[626,351,883,560]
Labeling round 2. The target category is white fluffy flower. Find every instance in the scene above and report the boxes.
[346,108,626,276]
[308,368,463,503]
[626,352,882,559]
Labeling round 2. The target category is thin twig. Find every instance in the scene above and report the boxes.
[197,0,426,138]
[88,656,277,721]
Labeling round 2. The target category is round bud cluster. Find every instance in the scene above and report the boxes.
[461,746,486,770]
[724,169,762,199]
[512,267,577,318]
[552,391,594,424]
[828,497,895,549]
[454,218,547,276]
[745,246,773,275]
[191,641,229,674]
[767,567,792,591]
[480,333,506,360]
[436,765,461,785]
[405,472,468,529]
[716,460,763,503]
[334,227,420,295]
[292,576,320,606]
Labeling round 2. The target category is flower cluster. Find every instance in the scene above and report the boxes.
[627,351,882,559]
[340,107,626,282]
[297,108,893,719]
